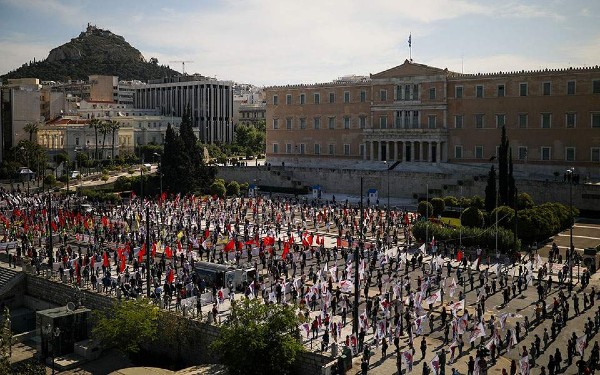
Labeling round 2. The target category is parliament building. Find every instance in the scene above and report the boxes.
[265,60,600,176]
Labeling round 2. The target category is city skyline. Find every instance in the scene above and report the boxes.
[1,0,599,86]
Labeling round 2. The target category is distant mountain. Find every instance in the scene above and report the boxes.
[1,24,180,82]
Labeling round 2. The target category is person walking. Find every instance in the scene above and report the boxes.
[420,336,427,360]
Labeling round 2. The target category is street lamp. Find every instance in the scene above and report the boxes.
[153,153,162,200]
[383,161,390,240]
[567,168,575,290]
[20,147,30,195]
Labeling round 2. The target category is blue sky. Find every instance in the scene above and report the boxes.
[1,0,599,86]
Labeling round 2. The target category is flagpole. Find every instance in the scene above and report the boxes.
[353,177,363,336]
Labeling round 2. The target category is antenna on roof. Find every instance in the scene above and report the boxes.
[408,33,412,62]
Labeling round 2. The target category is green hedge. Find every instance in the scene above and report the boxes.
[412,221,519,252]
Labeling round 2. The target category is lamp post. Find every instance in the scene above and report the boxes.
[42,323,60,375]
[20,147,30,195]
[153,152,162,201]
[567,168,575,289]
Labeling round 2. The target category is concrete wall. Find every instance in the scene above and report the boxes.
[217,165,600,211]
[23,274,333,374]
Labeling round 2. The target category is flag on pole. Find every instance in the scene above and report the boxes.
[576,334,587,355]
[408,33,412,48]
[430,354,440,375]
[519,355,530,375]
[402,350,413,371]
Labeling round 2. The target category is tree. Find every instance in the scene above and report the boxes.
[0,307,11,374]
[210,298,304,375]
[430,198,445,217]
[484,165,497,213]
[92,299,159,355]
[23,122,39,142]
[107,120,121,161]
[517,192,534,210]
[498,126,509,205]
[507,150,516,208]
[443,196,459,208]
[461,206,484,228]
[417,201,434,218]
[98,120,111,160]
[210,180,226,198]
[226,180,240,196]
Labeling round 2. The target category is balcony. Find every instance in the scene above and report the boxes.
[364,127,449,141]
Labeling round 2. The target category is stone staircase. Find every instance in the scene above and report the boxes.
[0,267,25,299]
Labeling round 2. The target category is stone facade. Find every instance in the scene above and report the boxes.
[265,60,600,178]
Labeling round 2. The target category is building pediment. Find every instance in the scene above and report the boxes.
[371,60,450,79]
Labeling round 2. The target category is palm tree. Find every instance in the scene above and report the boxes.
[23,122,39,142]
[107,120,121,162]
[89,119,101,161]
[99,121,111,161]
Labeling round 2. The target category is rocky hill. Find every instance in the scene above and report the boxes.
[1,24,180,82]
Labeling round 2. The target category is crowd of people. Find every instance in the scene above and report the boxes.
[0,187,599,374]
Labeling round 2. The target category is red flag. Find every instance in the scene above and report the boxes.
[152,242,157,258]
[336,237,342,247]
[264,236,275,246]
[167,269,174,284]
[165,245,173,259]
[119,256,126,273]
[51,221,57,232]
[282,243,290,260]
[307,234,313,246]
[204,229,210,240]
[138,244,146,263]
[224,239,235,252]
[177,241,182,252]
[102,252,109,267]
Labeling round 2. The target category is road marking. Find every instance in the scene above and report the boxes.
[557,233,600,240]
[574,225,600,229]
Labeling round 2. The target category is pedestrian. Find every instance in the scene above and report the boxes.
[382,337,388,358]
[420,336,427,360]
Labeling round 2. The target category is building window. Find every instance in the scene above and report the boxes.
[286,118,292,130]
[273,95,279,105]
[496,114,506,128]
[413,84,419,100]
[519,83,528,96]
[455,115,463,129]
[428,115,436,129]
[286,144,292,154]
[592,113,600,128]
[328,144,335,155]
[344,91,350,103]
[593,80,600,94]
[314,117,321,130]
[429,88,436,100]
[380,90,387,101]
[404,85,410,100]
[565,147,576,161]
[566,113,576,128]
[75,137,80,146]
[455,146,463,159]
[329,92,335,103]
[286,94,292,105]
[314,144,320,155]
[519,114,528,128]
[497,84,505,97]
[300,118,306,129]
[475,114,484,128]
[476,85,484,98]
[475,146,483,159]
[543,82,551,96]
[344,117,350,129]
[273,144,279,153]
[541,113,552,128]
[328,117,335,129]
[314,93,320,104]
[273,119,279,129]
[592,148,600,162]
[299,144,305,154]
[518,146,528,160]
[300,94,306,104]
[455,86,463,98]
[541,147,551,161]
[359,116,366,129]
[567,81,576,95]
[359,144,365,157]
[380,116,387,129]
[360,90,366,102]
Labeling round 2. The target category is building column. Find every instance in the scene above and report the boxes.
[370,141,374,161]
[410,141,415,162]
[428,142,433,163]
[386,141,390,161]
[363,142,368,160]
[437,141,442,163]
[393,141,398,161]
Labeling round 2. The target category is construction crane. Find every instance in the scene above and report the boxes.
[169,60,194,75]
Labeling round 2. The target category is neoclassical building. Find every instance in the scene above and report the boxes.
[265,60,600,176]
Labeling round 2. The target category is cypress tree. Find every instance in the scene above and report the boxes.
[498,126,509,205]
[508,149,516,208]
